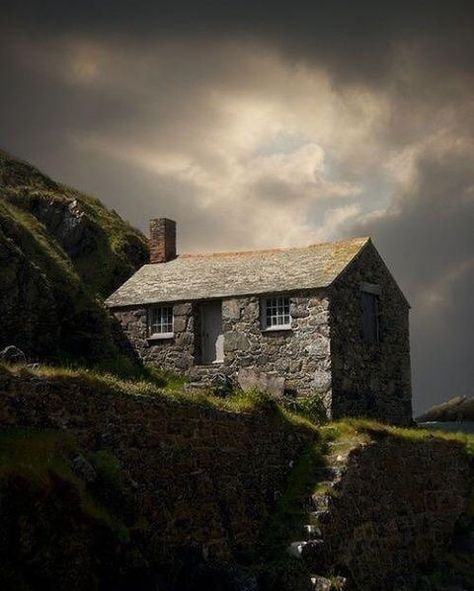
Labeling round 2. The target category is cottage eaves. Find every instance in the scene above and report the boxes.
[105,236,370,308]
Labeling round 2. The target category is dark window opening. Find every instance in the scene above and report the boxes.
[361,291,380,344]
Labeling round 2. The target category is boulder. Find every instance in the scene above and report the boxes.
[237,367,285,398]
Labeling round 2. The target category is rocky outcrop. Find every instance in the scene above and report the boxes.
[0,149,148,361]
[29,196,92,258]
[417,395,474,422]
[0,221,59,357]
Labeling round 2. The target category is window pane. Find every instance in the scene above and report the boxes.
[263,297,291,328]
[149,306,173,334]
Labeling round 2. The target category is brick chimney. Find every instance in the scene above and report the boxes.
[149,218,177,263]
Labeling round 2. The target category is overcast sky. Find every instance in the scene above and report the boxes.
[1,1,473,413]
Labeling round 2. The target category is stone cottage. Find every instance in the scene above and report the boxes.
[106,218,412,424]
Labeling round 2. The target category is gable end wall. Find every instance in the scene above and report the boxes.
[328,242,412,425]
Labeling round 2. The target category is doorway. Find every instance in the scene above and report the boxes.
[200,300,224,364]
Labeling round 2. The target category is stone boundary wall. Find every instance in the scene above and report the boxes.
[0,368,313,563]
[316,434,471,590]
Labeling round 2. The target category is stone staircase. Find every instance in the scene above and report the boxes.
[287,439,360,591]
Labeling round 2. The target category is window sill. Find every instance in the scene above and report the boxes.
[195,361,224,366]
[261,326,293,333]
[147,333,174,341]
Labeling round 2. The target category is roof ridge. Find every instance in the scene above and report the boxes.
[177,236,370,259]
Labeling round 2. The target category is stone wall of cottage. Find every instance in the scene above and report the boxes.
[113,302,198,372]
[113,292,333,403]
[329,242,412,424]
[220,293,331,402]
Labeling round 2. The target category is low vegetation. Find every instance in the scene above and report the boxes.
[0,427,152,590]
[0,149,148,364]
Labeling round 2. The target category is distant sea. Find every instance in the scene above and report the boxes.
[417,421,474,434]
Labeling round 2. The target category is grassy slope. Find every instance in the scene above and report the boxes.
[0,149,148,363]
[0,362,317,590]
[1,362,474,590]
[0,149,148,296]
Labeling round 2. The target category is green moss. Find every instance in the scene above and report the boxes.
[327,418,474,455]
[0,427,76,486]
[0,427,130,541]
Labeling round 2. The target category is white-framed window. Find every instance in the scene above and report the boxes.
[261,296,292,330]
[148,305,174,338]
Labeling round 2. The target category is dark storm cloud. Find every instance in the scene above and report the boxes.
[351,148,474,413]
[3,1,474,84]
[1,1,473,413]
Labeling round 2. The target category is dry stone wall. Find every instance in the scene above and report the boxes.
[0,367,312,563]
[310,434,470,590]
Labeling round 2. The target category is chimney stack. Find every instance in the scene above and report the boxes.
[149,218,177,263]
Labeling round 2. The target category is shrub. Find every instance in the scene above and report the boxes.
[286,394,328,424]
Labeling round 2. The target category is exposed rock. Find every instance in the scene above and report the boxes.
[0,345,26,364]
[71,453,97,483]
[224,331,252,352]
[32,196,91,258]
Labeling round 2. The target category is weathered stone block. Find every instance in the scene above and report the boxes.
[173,316,187,332]
[224,331,251,352]
[223,299,241,321]
[305,336,330,359]
[237,368,285,398]
[313,370,331,393]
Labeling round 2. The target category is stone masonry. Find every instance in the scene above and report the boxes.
[113,292,333,406]
[329,243,412,424]
[302,432,470,590]
[0,366,313,564]
[110,236,412,424]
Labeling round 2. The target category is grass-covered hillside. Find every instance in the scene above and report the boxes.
[0,149,148,363]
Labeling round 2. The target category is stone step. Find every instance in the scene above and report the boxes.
[303,524,322,539]
[287,540,308,559]
[310,574,347,590]
[300,538,326,564]
[309,509,328,525]
[315,466,343,480]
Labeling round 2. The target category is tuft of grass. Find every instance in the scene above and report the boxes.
[259,439,327,556]
[0,362,318,437]
[326,418,474,455]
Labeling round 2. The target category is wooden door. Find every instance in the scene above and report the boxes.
[201,301,224,364]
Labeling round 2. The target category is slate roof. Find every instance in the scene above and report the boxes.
[105,236,371,307]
